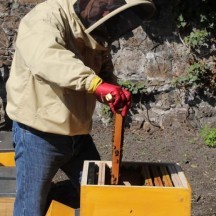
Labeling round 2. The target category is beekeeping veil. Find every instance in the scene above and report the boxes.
[74,0,156,44]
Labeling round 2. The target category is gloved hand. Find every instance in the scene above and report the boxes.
[95,82,131,117]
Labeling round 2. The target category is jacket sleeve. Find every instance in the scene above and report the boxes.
[15,11,97,91]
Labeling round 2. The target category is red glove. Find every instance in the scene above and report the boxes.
[95,82,131,117]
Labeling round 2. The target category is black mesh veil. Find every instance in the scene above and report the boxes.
[74,0,155,43]
[74,0,126,28]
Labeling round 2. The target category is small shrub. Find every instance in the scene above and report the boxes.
[118,80,147,95]
[200,126,216,148]
[172,59,215,93]
[184,28,209,49]
[101,104,112,118]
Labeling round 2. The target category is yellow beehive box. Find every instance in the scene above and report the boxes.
[0,132,15,167]
[46,200,79,216]
[81,161,191,216]
[0,152,15,167]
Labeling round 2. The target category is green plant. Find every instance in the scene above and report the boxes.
[118,80,147,95]
[173,61,208,88]
[174,0,215,52]
[172,0,216,98]
[172,59,215,94]
[184,28,209,49]
[101,104,112,118]
[200,126,216,148]
[177,14,187,29]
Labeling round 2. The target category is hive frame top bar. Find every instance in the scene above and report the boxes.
[81,161,190,189]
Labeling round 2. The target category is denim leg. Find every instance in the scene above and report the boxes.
[46,135,101,209]
[61,134,101,191]
[12,122,74,216]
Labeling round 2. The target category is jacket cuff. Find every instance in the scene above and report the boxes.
[87,76,103,93]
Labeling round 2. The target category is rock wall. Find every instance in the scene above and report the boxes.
[0,0,215,130]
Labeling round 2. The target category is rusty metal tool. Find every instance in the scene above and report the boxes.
[111,112,124,185]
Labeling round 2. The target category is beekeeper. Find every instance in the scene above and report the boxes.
[6,0,155,215]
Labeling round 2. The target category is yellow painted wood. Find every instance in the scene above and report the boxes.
[81,185,191,216]
[0,197,15,216]
[0,152,15,167]
[46,200,76,216]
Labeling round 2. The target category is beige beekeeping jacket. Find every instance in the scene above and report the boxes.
[6,0,155,135]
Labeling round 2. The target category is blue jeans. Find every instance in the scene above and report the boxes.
[12,121,100,216]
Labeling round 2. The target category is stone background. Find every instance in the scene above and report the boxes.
[0,0,215,130]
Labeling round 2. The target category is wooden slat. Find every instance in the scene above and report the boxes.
[111,113,124,185]
[98,162,106,185]
[123,181,131,186]
[159,165,173,187]
[174,164,189,188]
[0,198,15,216]
[150,166,163,186]
[141,166,153,186]
[167,165,183,187]
[81,161,89,185]
[95,161,111,185]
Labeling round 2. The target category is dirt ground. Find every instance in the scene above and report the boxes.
[51,119,215,216]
